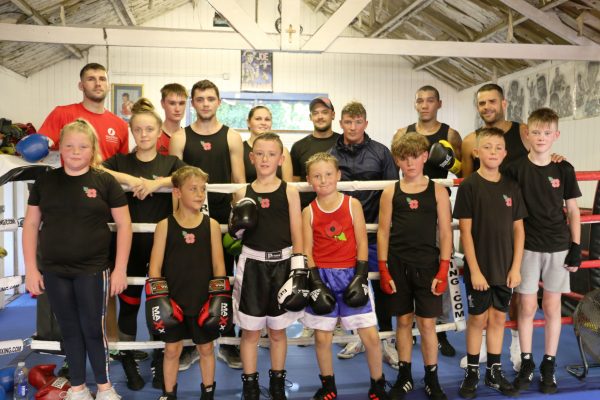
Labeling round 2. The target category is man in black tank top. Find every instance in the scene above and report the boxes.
[169,79,245,369]
[393,85,462,180]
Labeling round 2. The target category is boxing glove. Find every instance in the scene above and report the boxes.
[343,260,370,308]
[228,197,258,240]
[222,232,242,256]
[198,277,233,334]
[433,259,450,294]
[16,134,49,163]
[564,242,582,268]
[145,278,183,335]
[428,140,461,175]
[378,260,395,295]
[277,254,310,312]
[308,268,336,315]
[29,364,71,400]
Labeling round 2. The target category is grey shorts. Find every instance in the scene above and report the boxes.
[515,249,570,294]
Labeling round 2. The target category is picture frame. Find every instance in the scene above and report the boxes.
[241,50,273,93]
[111,84,143,121]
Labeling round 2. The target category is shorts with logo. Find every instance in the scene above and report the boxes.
[387,257,442,318]
[465,281,512,315]
[301,266,377,331]
[516,249,570,294]
[161,315,219,345]
[232,246,303,330]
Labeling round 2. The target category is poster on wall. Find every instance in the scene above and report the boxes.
[111,84,143,122]
[548,64,574,119]
[575,61,600,119]
[503,78,526,123]
[241,50,273,92]
[526,72,549,115]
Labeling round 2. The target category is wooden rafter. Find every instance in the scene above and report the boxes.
[369,0,435,38]
[107,0,134,25]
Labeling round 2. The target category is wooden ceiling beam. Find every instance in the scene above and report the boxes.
[369,0,435,38]
[107,0,133,25]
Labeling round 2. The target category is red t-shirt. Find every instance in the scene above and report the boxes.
[39,103,129,160]
[156,129,171,156]
[310,194,357,268]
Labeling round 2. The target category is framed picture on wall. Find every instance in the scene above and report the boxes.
[241,50,273,92]
[111,84,143,121]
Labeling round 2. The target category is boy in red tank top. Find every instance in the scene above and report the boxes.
[302,152,389,400]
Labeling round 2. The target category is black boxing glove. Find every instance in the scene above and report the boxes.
[145,278,183,335]
[277,254,310,312]
[564,242,582,269]
[228,197,258,239]
[308,268,336,315]
[198,277,233,334]
[343,260,370,308]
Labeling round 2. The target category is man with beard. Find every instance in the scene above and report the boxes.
[39,63,129,160]
[290,97,341,209]
[170,79,245,370]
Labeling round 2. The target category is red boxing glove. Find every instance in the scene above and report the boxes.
[434,260,450,294]
[378,260,395,295]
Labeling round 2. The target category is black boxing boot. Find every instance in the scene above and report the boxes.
[242,372,260,400]
[269,369,287,400]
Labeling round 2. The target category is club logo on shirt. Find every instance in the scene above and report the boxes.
[257,196,270,208]
[325,220,347,241]
[548,176,560,188]
[200,141,212,151]
[503,194,512,207]
[406,197,419,210]
[83,186,97,198]
[106,128,118,144]
[182,231,196,244]
[107,128,116,136]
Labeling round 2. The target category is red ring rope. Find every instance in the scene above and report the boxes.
[504,316,573,329]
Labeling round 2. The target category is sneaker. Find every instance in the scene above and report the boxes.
[131,349,149,361]
[218,345,243,369]
[269,369,287,400]
[297,327,314,347]
[509,332,521,372]
[151,349,164,389]
[312,375,337,400]
[382,338,399,370]
[513,358,535,391]
[65,387,94,400]
[201,382,216,400]
[458,366,479,399]
[242,372,260,400]
[539,360,558,394]
[459,353,487,369]
[390,364,413,400]
[424,370,447,400]
[484,364,518,397]
[368,375,390,400]
[258,328,269,348]
[158,383,177,400]
[437,331,456,357]
[95,387,122,400]
[119,350,145,390]
[336,340,365,359]
[178,347,199,371]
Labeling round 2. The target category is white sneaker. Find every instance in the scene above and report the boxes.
[337,340,365,359]
[382,338,399,369]
[65,387,94,400]
[297,327,314,347]
[178,347,199,371]
[510,330,521,372]
[95,387,122,400]
[459,336,488,368]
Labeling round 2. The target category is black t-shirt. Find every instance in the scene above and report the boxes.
[243,181,292,251]
[406,122,450,180]
[453,173,527,285]
[103,153,186,223]
[183,124,232,223]
[504,158,581,252]
[28,168,128,275]
[290,132,340,208]
[162,214,213,316]
[243,141,282,183]
[389,180,439,266]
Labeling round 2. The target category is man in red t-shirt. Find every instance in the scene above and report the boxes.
[157,83,188,156]
[39,63,129,160]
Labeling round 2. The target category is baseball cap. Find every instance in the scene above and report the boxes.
[309,97,334,112]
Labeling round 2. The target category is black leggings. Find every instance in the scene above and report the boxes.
[44,269,110,386]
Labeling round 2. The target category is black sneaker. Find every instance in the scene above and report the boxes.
[242,372,260,400]
[312,375,337,400]
[158,383,177,400]
[151,349,164,389]
[120,350,145,391]
[201,382,216,400]
[390,365,413,400]
[484,364,518,397]
[513,358,535,391]
[539,361,558,394]
[218,345,243,369]
[368,375,390,400]
[269,369,287,400]
[437,332,456,357]
[131,349,149,361]
[458,366,479,399]
[424,371,447,400]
